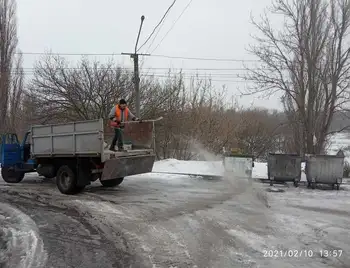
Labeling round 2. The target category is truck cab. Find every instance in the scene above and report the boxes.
[0,132,36,183]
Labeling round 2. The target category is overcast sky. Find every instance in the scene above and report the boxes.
[16,0,282,109]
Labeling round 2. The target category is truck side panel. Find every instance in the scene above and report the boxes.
[31,119,104,157]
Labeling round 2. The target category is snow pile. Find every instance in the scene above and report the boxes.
[152,158,270,179]
[328,132,350,162]
[152,158,223,177]
[0,204,47,268]
[150,158,308,181]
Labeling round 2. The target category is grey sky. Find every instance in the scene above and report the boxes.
[16,0,282,109]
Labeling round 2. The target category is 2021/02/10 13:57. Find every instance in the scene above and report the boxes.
[263,249,343,258]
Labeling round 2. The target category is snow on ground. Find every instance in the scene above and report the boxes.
[0,203,47,268]
[1,135,350,267]
[328,132,350,162]
[151,158,269,180]
[151,158,224,177]
[148,132,350,181]
[146,158,350,267]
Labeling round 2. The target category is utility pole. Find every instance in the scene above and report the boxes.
[122,15,150,118]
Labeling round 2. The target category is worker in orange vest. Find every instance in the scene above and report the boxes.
[108,99,141,151]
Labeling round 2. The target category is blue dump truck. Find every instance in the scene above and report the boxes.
[0,118,157,194]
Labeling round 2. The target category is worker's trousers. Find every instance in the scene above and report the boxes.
[110,128,124,150]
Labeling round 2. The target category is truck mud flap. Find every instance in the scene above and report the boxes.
[101,154,156,181]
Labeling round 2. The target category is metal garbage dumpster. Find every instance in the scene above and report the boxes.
[305,154,344,190]
[267,153,302,187]
[223,153,254,179]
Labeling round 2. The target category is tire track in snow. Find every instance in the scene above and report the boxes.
[0,203,47,268]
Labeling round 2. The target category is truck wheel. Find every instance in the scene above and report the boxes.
[1,167,25,183]
[74,186,86,194]
[100,177,124,187]
[56,165,79,194]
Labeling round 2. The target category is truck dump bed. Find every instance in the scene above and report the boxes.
[31,118,155,161]
[31,119,104,157]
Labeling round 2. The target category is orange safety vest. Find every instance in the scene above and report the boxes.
[115,105,129,122]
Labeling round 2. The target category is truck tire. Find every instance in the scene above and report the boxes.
[1,167,25,183]
[37,164,56,179]
[100,177,124,187]
[311,182,316,189]
[56,165,80,194]
[74,186,86,194]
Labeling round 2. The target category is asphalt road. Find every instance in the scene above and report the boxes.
[0,173,350,268]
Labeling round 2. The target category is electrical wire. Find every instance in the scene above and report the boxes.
[16,52,124,56]
[19,67,251,71]
[139,9,173,69]
[16,67,255,84]
[11,69,251,83]
[16,51,261,62]
[151,0,194,54]
[14,67,251,77]
[144,7,172,54]
[17,70,245,77]
[150,54,260,62]
[136,0,177,52]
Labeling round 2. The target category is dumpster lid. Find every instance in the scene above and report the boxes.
[308,154,345,158]
[224,153,254,158]
[269,153,300,157]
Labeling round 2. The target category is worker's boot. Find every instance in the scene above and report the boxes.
[109,145,117,152]
[118,146,127,152]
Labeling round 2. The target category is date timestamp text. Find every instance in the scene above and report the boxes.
[263,249,343,258]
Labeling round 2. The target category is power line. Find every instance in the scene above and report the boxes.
[142,76,249,83]
[20,67,249,71]
[136,67,249,71]
[13,71,251,83]
[17,52,124,56]
[140,67,248,70]
[144,4,174,54]
[151,0,194,54]
[16,69,246,77]
[151,54,260,62]
[137,0,177,52]
[140,1,176,68]
[16,52,260,62]
[17,66,250,76]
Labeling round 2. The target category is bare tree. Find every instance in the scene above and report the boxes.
[28,54,284,159]
[246,0,350,154]
[235,108,282,158]
[7,51,23,132]
[29,55,132,122]
[29,55,183,123]
[0,0,18,131]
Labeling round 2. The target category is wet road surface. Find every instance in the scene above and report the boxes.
[1,173,350,268]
